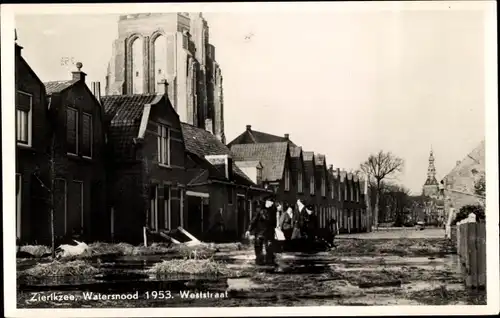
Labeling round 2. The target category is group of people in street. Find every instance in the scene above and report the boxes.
[245,195,339,266]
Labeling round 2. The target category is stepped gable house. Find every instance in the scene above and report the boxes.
[15,40,49,243]
[105,12,225,143]
[181,123,269,241]
[101,81,187,243]
[230,142,295,205]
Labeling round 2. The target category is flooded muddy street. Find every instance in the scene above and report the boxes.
[17,233,486,307]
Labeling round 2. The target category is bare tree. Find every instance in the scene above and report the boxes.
[360,151,404,229]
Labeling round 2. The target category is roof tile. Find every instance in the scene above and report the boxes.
[230,142,288,182]
[44,80,78,95]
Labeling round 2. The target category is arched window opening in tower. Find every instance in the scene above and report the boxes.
[153,34,167,93]
[131,37,144,94]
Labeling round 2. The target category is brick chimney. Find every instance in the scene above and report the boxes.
[156,79,169,95]
[329,164,333,172]
[284,133,289,140]
[72,62,87,82]
[246,125,251,131]
[90,82,101,103]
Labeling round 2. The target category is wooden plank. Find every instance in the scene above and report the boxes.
[466,222,477,288]
[476,222,486,288]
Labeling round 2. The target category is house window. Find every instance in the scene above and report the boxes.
[284,168,290,191]
[164,185,171,229]
[356,189,360,202]
[310,175,315,195]
[82,113,92,158]
[331,182,334,199]
[321,177,326,197]
[256,167,263,185]
[66,107,79,155]
[351,185,354,201]
[338,183,341,200]
[344,183,348,201]
[228,186,234,205]
[157,124,170,166]
[16,91,32,146]
[150,185,159,230]
[16,174,22,239]
[297,170,303,193]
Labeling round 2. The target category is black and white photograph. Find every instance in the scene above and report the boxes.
[2,2,498,317]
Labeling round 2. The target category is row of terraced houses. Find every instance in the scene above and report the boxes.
[16,38,367,245]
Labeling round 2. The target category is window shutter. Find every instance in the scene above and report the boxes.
[16,92,31,112]
[82,113,92,157]
[66,108,78,154]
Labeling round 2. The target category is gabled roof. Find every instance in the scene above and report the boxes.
[315,153,326,166]
[181,123,254,186]
[230,142,289,182]
[100,94,163,159]
[181,123,231,158]
[102,94,161,124]
[235,160,262,168]
[44,80,78,95]
[290,145,302,158]
[227,127,297,147]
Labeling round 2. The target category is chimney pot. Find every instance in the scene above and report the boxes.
[329,164,333,170]
[91,81,101,103]
[157,79,169,95]
[72,62,87,82]
[284,133,289,140]
[246,125,251,131]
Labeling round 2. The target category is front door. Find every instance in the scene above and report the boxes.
[187,196,202,239]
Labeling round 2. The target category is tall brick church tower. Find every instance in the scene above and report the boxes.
[422,148,439,197]
[105,12,225,143]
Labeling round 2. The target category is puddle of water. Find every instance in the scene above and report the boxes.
[227,278,263,291]
[403,281,464,292]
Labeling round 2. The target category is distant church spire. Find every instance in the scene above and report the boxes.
[425,147,438,186]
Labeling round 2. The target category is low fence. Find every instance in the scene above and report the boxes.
[455,218,486,289]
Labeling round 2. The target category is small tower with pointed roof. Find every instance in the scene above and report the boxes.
[422,147,439,197]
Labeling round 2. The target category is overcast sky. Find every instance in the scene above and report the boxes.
[13,3,488,194]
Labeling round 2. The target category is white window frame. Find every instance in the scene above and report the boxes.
[297,170,303,193]
[321,177,326,197]
[164,185,171,229]
[150,185,159,230]
[157,124,171,166]
[310,175,315,195]
[16,173,22,239]
[82,112,93,159]
[16,91,33,147]
[67,107,79,156]
[284,168,290,191]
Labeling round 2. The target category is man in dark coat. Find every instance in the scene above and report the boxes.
[245,196,277,265]
[301,204,318,248]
